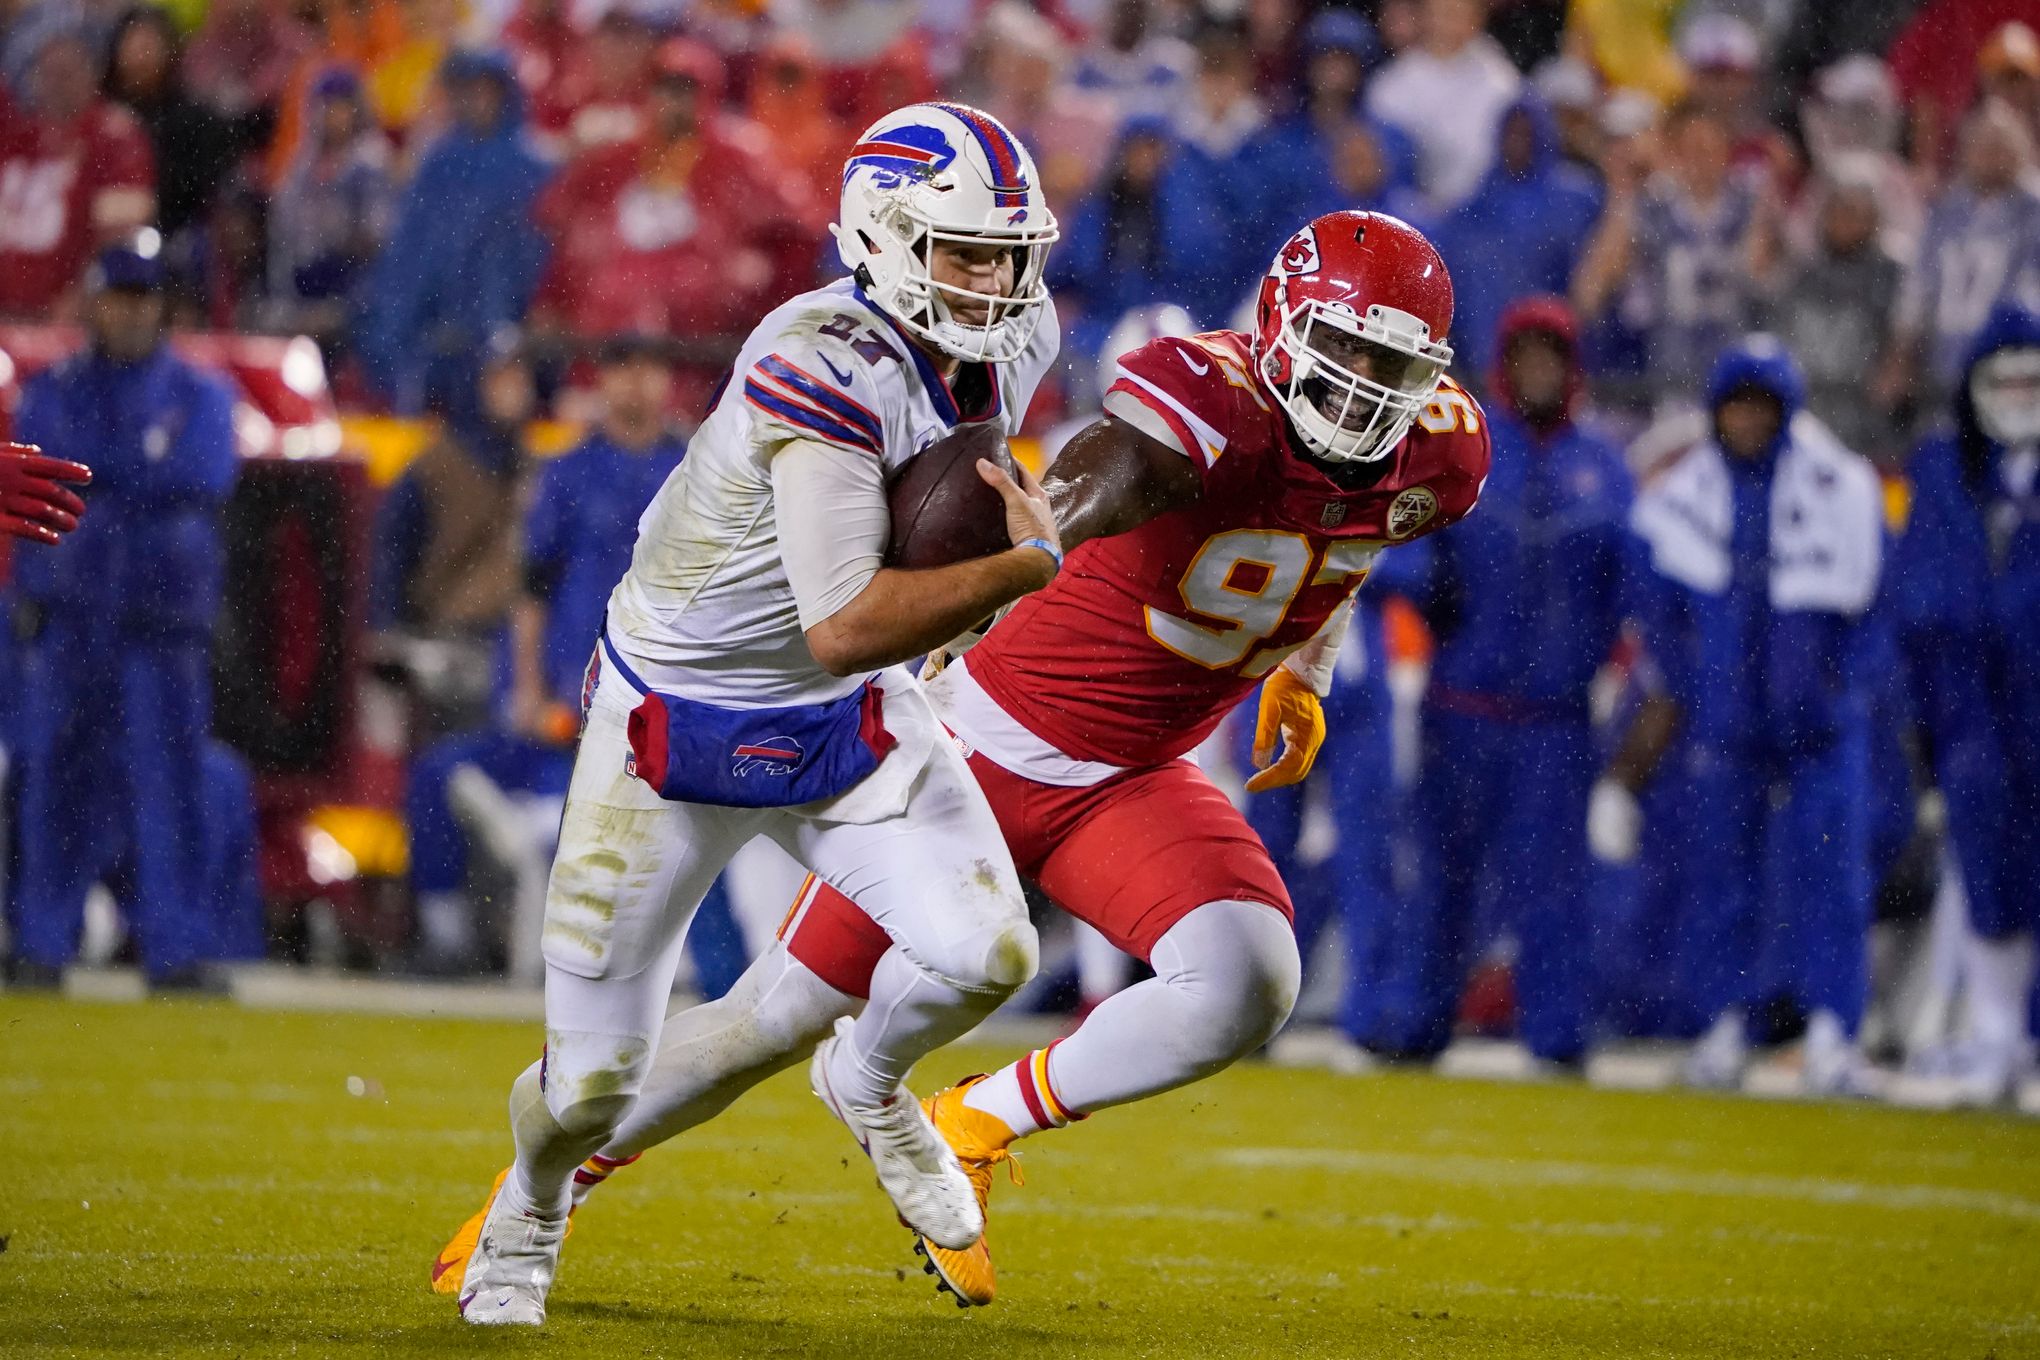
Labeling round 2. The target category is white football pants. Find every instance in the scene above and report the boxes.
[520,654,1037,1200]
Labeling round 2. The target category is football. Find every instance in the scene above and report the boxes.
[885,421,1016,569]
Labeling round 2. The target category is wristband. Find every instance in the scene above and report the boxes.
[1018,537,1063,574]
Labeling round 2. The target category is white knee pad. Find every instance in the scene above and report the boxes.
[1151,899,1302,1063]
[542,1029,653,1139]
[970,916,1042,993]
[912,913,1040,996]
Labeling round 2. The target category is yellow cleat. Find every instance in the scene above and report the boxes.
[915,1075,1022,1308]
[431,1165,592,1295]
[432,1167,510,1295]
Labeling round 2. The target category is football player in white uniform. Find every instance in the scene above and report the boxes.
[439,102,1063,1326]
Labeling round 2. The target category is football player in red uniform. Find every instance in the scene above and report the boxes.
[431,211,1490,1304]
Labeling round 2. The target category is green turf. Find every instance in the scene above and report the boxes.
[2,997,2036,1359]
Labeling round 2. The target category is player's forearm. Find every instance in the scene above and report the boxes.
[805,550,1056,676]
[1043,417,1201,550]
[1283,598,1353,696]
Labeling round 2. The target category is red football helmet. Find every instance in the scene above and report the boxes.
[1253,211,1455,463]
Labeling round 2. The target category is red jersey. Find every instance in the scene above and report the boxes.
[0,96,153,316]
[966,329,1490,768]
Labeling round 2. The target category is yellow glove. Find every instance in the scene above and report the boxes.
[1245,666,1326,793]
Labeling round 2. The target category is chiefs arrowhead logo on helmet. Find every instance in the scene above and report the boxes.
[1278,225,1321,277]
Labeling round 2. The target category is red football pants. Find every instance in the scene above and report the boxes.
[784,748,1293,999]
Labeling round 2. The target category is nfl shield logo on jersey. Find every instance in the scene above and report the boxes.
[1387,486,1439,540]
[1320,501,1346,528]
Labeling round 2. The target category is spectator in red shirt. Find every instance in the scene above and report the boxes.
[532,39,818,343]
[543,11,657,155]
[0,26,154,318]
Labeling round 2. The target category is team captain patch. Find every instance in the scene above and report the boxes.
[1386,486,1438,540]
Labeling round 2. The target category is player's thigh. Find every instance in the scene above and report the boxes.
[781,747,1049,999]
[543,670,755,988]
[1034,760,1294,962]
[780,738,1035,992]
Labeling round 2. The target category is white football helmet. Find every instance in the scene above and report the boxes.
[833,102,1059,365]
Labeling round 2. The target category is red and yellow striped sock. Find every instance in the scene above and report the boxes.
[569,1151,640,1207]
[961,1040,1087,1140]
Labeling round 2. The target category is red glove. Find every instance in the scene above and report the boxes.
[0,443,91,545]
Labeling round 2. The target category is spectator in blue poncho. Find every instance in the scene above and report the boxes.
[355,49,553,414]
[1052,116,1236,369]
[1247,9,1420,260]
[1435,94,1605,387]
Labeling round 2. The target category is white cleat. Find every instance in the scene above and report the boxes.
[1908,1039,2031,1108]
[810,1016,983,1250]
[457,1178,566,1327]
[1681,1011,1749,1091]
[1801,1011,1878,1099]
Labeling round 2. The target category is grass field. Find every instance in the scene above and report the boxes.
[2,996,2037,1359]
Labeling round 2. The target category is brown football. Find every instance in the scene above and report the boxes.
[884,422,1016,569]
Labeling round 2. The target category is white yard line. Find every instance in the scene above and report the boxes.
[1213,1146,2040,1221]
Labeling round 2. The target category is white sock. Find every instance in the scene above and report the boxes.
[567,1151,640,1208]
[1966,933,2037,1052]
[824,946,1001,1110]
[503,1060,578,1220]
[504,1030,646,1220]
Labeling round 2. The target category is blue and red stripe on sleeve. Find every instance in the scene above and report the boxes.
[744,354,884,456]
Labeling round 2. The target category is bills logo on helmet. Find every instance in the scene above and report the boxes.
[732,738,805,777]
[1278,225,1321,277]
[843,124,957,189]
[1387,486,1439,540]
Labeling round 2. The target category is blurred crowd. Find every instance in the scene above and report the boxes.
[2,0,2037,1105]
[3,0,2038,438]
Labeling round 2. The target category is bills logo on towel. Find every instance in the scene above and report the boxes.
[732,738,805,778]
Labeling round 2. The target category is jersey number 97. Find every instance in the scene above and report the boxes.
[1146,530,1379,676]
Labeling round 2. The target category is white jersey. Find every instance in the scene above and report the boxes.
[604,277,1060,708]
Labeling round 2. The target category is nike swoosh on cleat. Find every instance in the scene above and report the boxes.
[458,1291,477,1313]
[431,1255,459,1284]
[1179,351,1210,375]
[820,353,856,386]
